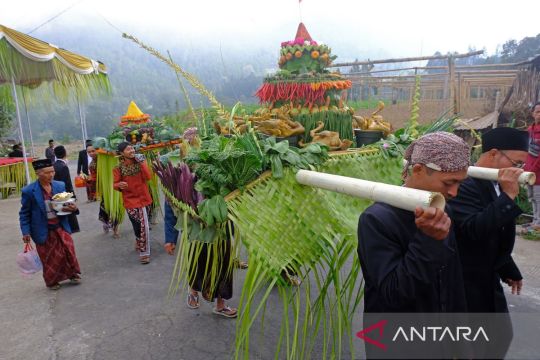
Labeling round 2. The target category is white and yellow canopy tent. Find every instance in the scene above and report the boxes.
[0,24,110,184]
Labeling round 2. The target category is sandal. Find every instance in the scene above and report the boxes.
[213,306,237,318]
[140,256,150,265]
[48,283,61,290]
[70,275,82,285]
[282,273,302,287]
[234,259,248,269]
[187,293,200,309]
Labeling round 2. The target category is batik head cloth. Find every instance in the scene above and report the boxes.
[404,131,470,172]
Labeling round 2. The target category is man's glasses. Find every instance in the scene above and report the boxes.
[500,151,525,168]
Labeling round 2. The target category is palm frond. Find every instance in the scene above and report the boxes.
[227,150,403,359]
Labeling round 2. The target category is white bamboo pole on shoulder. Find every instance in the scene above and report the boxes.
[401,160,536,185]
[467,166,536,186]
[296,170,445,211]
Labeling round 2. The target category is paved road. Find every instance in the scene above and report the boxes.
[2,181,540,359]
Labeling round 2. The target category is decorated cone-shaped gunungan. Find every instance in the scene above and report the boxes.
[254,22,354,143]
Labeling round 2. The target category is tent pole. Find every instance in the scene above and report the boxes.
[11,78,31,185]
[82,101,88,141]
[21,87,36,157]
[76,94,86,148]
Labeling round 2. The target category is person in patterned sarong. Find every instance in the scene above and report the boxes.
[19,159,81,290]
[113,142,153,264]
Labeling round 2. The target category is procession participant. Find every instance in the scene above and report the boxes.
[19,159,81,290]
[8,143,23,157]
[45,139,55,162]
[113,142,153,264]
[357,132,470,313]
[448,127,528,358]
[163,200,239,318]
[86,145,119,237]
[450,127,527,311]
[524,102,540,229]
[77,140,95,202]
[53,145,80,233]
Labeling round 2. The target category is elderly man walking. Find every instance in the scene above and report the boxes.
[19,159,82,290]
[449,127,529,359]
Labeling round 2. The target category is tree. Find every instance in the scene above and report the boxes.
[501,34,540,62]
[501,39,518,60]
[0,87,14,138]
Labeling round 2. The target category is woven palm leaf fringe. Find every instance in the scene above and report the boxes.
[96,153,124,224]
[165,202,238,303]
[227,151,403,359]
[0,162,36,198]
[0,40,111,103]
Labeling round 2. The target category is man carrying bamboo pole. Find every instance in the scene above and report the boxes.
[448,127,528,359]
[358,132,471,313]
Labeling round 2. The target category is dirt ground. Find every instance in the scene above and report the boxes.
[32,141,86,161]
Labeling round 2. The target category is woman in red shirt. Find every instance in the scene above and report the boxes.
[524,102,540,229]
[113,142,153,264]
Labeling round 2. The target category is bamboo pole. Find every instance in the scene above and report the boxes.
[400,160,535,185]
[457,73,462,113]
[347,73,450,81]
[348,64,519,76]
[10,78,31,185]
[77,94,86,149]
[467,166,535,185]
[331,50,484,68]
[448,56,457,114]
[20,87,35,157]
[348,73,517,82]
[296,170,446,211]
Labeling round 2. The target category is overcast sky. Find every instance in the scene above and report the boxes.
[1,0,538,60]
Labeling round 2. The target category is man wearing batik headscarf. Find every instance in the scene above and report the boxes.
[19,159,82,290]
[448,127,528,359]
[357,132,470,313]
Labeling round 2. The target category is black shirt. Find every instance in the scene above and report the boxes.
[357,202,467,313]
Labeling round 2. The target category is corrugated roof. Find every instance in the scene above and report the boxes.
[455,111,498,130]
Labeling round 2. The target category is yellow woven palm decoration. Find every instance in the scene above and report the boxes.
[124,101,144,118]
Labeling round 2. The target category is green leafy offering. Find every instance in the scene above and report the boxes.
[186,133,264,198]
[197,195,228,226]
[261,136,329,178]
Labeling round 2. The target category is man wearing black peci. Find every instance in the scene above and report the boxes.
[449,127,528,359]
[77,139,94,202]
[53,145,80,233]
